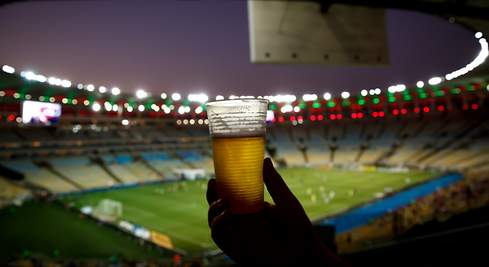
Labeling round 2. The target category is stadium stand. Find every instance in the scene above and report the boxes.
[1,159,77,193]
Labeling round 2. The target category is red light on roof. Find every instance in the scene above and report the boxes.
[357,112,364,119]
[437,105,445,112]
[414,107,420,113]
[471,103,479,110]
[310,115,316,121]
[337,114,343,120]
[423,107,430,113]
[379,111,385,117]
[372,111,378,118]
[7,114,16,122]
[290,115,296,121]
[317,114,324,121]
[401,108,408,115]
[392,109,399,116]
[351,113,357,119]
[278,116,285,123]
[329,114,336,120]
[297,116,303,121]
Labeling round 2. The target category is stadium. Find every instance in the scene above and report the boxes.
[1,1,489,266]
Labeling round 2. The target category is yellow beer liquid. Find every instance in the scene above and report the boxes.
[212,136,265,214]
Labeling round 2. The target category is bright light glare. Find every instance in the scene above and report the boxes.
[138,105,145,112]
[302,94,318,101]
[475,32,483,39]
[416,81,424,88]
[195,106,203,114]
[160,93,167,99]
[77,83,84,89]
[111,87,121,95]
[265,94,296,103]
[2,65,15,74]
[60,80,71,88]
[92,102,101,112]
[98,86,107,93]
[104,102,112,111]
[86,84,95,91]
[172,93,181,101]
[121,119,129,126]
[387,84,406,93]
[428,77,443,85]
[341,91,350,99]
[188,93,209,103]
[280,104,293,113]
[323,92,331,100]
[135,89,148,99]
[360,90,368,96]
[216,95,224,101]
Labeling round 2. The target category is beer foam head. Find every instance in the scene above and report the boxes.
[206,99,268,137]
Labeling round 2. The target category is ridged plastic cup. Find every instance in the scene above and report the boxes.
[206,99,268,214]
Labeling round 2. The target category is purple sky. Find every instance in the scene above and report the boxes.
[0,0,479,96]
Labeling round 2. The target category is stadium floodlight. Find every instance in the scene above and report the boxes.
[361,90,368,96]
[162,104,171,114]
[268,94,296,103]
[77,83,84,89]
[387,84,406,93]
[111,87,121,96]
[172,93,181,101]
[416,81,425,88]
[160,93,167,99]
[104,101,112,111]
[92,102,101,112]
[341,91,350,99]
[215,95,224,100]
[302,94,318,101]
[1,65,15,74]
[428,77,443,85]
[280,104,293,113]
[61,80,72,88]
[475,32,483,39]
[195,106,203,114]
[35,75,47,83]
[135,89,148,99]
[151,104,160,112]
[178,105,185,115]
[98,86,107,93]
[121,119,129,126]
[86,84,95,91]
[188,93,209,103]
[374,88,382,95]
[138,104,145,112]
[323,92,332,100]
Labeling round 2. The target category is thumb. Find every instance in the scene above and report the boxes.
[263,158,301,208]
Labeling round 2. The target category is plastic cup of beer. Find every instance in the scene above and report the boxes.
[206,99,268,214]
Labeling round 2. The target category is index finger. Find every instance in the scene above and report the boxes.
[263,158,301,209]
[206,178,218,205]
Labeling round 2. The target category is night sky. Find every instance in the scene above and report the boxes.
[0,0,479,97]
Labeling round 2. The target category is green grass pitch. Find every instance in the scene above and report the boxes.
[65,167,436,255]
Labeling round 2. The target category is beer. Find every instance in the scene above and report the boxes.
[206,99,268,214]
[212,135,265,213]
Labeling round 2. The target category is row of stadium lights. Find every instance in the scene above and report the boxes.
[0,100,481,126]
[1,32,487,114]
